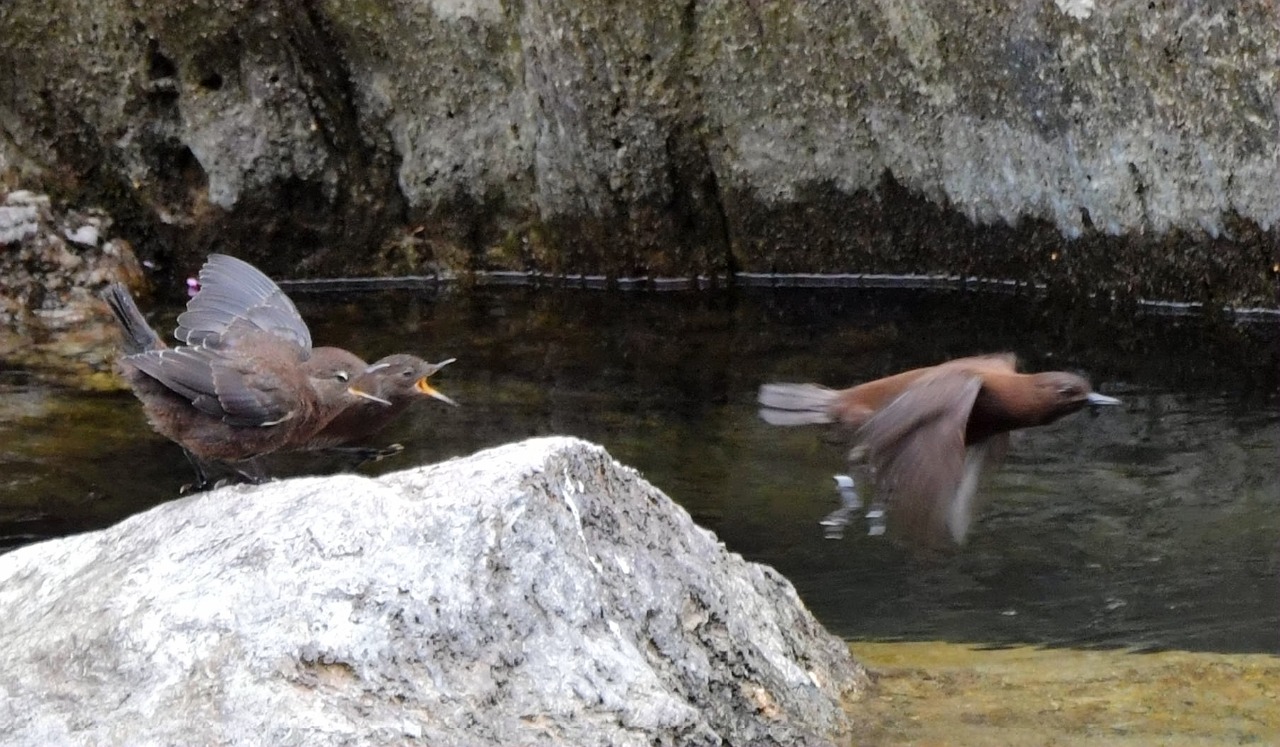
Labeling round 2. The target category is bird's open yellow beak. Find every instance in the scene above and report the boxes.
[415,377,458,407]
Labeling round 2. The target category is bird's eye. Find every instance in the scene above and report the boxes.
[401,369,413,377]
[335,371,350,382]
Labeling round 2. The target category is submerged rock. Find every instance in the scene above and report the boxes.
[0,437,865,746]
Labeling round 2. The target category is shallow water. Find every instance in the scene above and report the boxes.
[847,641,1280,745]
[2,287,1277,653]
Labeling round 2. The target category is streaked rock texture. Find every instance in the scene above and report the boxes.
[0,437,864,746]
[0,1,1274,302]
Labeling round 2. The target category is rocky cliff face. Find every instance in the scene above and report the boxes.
[0,1,1275,304]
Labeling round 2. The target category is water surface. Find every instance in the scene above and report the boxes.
[2,287,1276,653]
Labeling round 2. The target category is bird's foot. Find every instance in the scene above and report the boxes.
[820,474,863,540]
[229,459,272,486]
[178,480,210,495]
[364,443,405,464]
[865,501,887,536]
[820,474,888,538]
[820,506,857,540]
[325,443,405,468]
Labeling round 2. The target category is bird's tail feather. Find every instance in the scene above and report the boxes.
[757,383,838,426]
[102,283,162,354]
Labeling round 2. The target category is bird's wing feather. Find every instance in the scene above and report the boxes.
[176,254,312,353]
[125,347,298,427]
[125,348,229,419]
[209,358,299,427]
[857,371,986,545]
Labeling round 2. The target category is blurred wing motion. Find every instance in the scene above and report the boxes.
[858,371,1006,545]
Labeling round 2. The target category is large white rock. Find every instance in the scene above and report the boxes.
[0,437,864,746]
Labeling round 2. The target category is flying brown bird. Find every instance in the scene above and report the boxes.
[758,353,1120,545]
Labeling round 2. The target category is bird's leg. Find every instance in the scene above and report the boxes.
[179,449,213,494]
[820,445,888,539]
[820,474,862,540]
[858,449,888,537]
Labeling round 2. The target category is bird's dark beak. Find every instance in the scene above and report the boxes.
[414,377,458,407]
[348,386,392,406]
[1085,392,1121,406]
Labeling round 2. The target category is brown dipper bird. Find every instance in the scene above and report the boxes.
[758,353,1120,546]
[102,256,387,489]
[173,255,457,460]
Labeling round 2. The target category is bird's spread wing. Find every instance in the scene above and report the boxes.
[125,347,300,427]
[857,370,989,545]
[175,254,313,353]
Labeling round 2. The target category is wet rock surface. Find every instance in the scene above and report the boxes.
[0,437,865,747]
[0,190,144,387]
[0,2,1275,303]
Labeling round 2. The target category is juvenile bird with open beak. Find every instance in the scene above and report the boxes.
[102,260,377,489]
[299,353,459,461]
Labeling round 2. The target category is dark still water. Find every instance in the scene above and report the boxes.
[2,287,1277,653]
